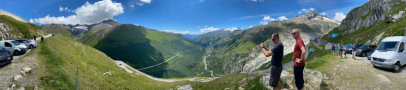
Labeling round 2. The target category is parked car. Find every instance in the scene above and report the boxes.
[15,39,37,49]
[343,44,353,54]
[367,50,374,60]
[370,36,406,72]
[356,45,377,57]
[0,47,13,66]
[0,40,27,55]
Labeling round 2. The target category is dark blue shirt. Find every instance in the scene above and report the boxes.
[352,46,357,51]
[271,43,284,67]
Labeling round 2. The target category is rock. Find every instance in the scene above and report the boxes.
[16,87,24,90]
[177,84,193,90]
[23,67,32,72]
[11,84,16,89]
[20,70,25,76]
[261,67,325,90]
[103,71,112,75]
[14,75,23,81]
[339,0,396,31]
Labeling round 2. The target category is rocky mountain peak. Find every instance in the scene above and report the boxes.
[296,11,320,20]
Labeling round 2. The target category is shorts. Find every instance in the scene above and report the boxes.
[269,65,283,87]
[332,50,335,52]
[352,51,356,54]
[339,51,342,55]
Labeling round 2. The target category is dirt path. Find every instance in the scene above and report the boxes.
[114,61,218,82]
[320,54,406,89]
[0,34,52,89]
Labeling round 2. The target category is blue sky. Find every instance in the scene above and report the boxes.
[0,0,369,34]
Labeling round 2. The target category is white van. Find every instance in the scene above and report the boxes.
[370,36,406,72]
[0,40,28,55]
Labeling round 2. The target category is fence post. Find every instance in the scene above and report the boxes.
[246,69,248,86]
[54,47,56,59]
[76,67,78,90]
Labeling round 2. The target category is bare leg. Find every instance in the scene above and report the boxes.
[273,83,281,90]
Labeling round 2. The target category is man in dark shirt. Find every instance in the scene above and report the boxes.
[292,29,306,90]
[332,45,335,56]
[261,33,284,90]
[339,44,343,59]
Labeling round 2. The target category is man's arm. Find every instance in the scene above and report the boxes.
[261,43,274,57]
[300,46,306,62]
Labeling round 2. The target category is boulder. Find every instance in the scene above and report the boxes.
[103,71,112,75]
[177,84,193,90]
[23,67,32,72]
[14,75,23,81]
[260,67,325,90]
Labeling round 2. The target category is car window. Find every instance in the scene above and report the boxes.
[399,42,404,52]
[5,42,12,47]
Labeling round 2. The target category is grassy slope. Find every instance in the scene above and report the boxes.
[322,2,406,45]
[0,15,44,39]
[41,25,73,38]
[90,24,207,78]
[38,35,250,89]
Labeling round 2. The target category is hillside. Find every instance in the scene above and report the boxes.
[0,14,45,39]
[0,9,28,23]
[84,24,208,78]
[197,11,340,75]
[322,0,406,45]
[36,35,253,89]
[194,29,232,47]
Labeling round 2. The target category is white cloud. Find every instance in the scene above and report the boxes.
[191,2,194,4]
[333,12,346,22]
[298,7,316,14]
[249,0,264,2]
[309,7,315,11]
[197,26,200,27]
[32,0,124,25]
[59,7,64,12]
[321,12,327,16]
[140,0,151,3]
[277,16,288,21]
[260,16,275,25]
[129,4,134,7]
[224,27,241,31]
[249,26,253,28]
[200,0,204,2]
[136,0,151,6]
[200,26,221,33]
[29,19,35,23]
[163,30,201,34]
[204,26,207,27]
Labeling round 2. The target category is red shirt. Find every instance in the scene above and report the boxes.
[293,38,305,66]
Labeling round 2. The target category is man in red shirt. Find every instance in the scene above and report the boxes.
[292,29,306,90]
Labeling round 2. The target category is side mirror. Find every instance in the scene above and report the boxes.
[399,49,404,52]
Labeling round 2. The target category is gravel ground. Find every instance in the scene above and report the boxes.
[323,54,406,90]
[0,34,51,90]
[0,49,41,89]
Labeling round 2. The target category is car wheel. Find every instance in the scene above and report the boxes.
[362,52,366,57]
[29,45,33,49]
[14,51,19,55]
[394,63,401,73]
[9,56,13,60]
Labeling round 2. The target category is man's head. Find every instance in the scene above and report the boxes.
[291,29,300,39]
[353,43,355,46]
[272,33,280,44]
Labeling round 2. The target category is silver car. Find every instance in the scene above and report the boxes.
[15,39,37,49]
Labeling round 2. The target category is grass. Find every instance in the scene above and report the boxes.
[37,35,257,89]
[0,15,44,39]
[361,11,371,20]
